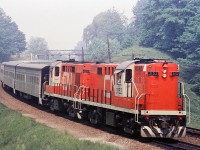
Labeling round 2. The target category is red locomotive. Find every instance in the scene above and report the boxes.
[0,59,190,138]
[43,59,190,138]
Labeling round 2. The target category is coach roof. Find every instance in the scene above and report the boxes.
[17,63,50,70]
[3,61,28,66]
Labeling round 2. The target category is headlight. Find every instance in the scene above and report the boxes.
[163,69,167,73]
[162,74,167,78]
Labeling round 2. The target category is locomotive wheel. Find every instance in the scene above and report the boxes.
[49,99,55,112]
[88,110,100,125]
[67,105,76,118]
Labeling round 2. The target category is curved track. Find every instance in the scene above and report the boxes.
[152,139,200,150]
[187,127,200,137]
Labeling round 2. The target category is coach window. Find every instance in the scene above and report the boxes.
[125,69,132,83]
[55,67,59,76]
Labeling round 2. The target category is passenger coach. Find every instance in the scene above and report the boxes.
[1,61,50,104]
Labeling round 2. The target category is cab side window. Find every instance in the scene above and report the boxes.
[55,67,59,76]
[125,69,132,83]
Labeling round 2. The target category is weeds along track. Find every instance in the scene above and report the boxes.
[187,127,200,137]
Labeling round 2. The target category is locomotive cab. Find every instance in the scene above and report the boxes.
[114,61,135,98]
[49,61,62,86]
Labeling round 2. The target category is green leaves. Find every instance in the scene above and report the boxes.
[83,9,133,62]
[0,8,26,62]
[83,9,126,45]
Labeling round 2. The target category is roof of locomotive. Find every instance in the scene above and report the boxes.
[114,59,171,73]
[115,60,137,70]
[50,60,118,67]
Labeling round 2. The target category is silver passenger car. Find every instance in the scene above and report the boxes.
[15,63,50,103]
[1,61,50,104]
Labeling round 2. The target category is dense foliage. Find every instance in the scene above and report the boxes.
[0,8,26,62]
[83,9,133,62]
[131,0,200,95]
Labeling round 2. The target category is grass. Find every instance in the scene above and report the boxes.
[112,45,170,62]
[112,45,200,129]
[0,103,117,150]
[184,83,200,129]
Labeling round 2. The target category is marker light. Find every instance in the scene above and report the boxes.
[163,69,167,73]
[162,74,167,78]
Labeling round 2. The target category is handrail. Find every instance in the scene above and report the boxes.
[136,93,146,123]
[73,85,79,97]
[133,82,139,110]
[132,82,139,122]
[181,82,191,124]
[73,85,88,110]
[74,85,88,99]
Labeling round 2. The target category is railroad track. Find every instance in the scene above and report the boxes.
[152,139,200,150]
[187,127,200,137]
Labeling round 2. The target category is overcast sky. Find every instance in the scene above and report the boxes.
[0,0,137,49]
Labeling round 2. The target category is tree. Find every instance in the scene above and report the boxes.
[0,8,26,62]
[86,38,121,62]
[129,0,148,39]
[83,9,127,47]
[132,0,194,55]
[180,1,200,60]
[27,36,48,52]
